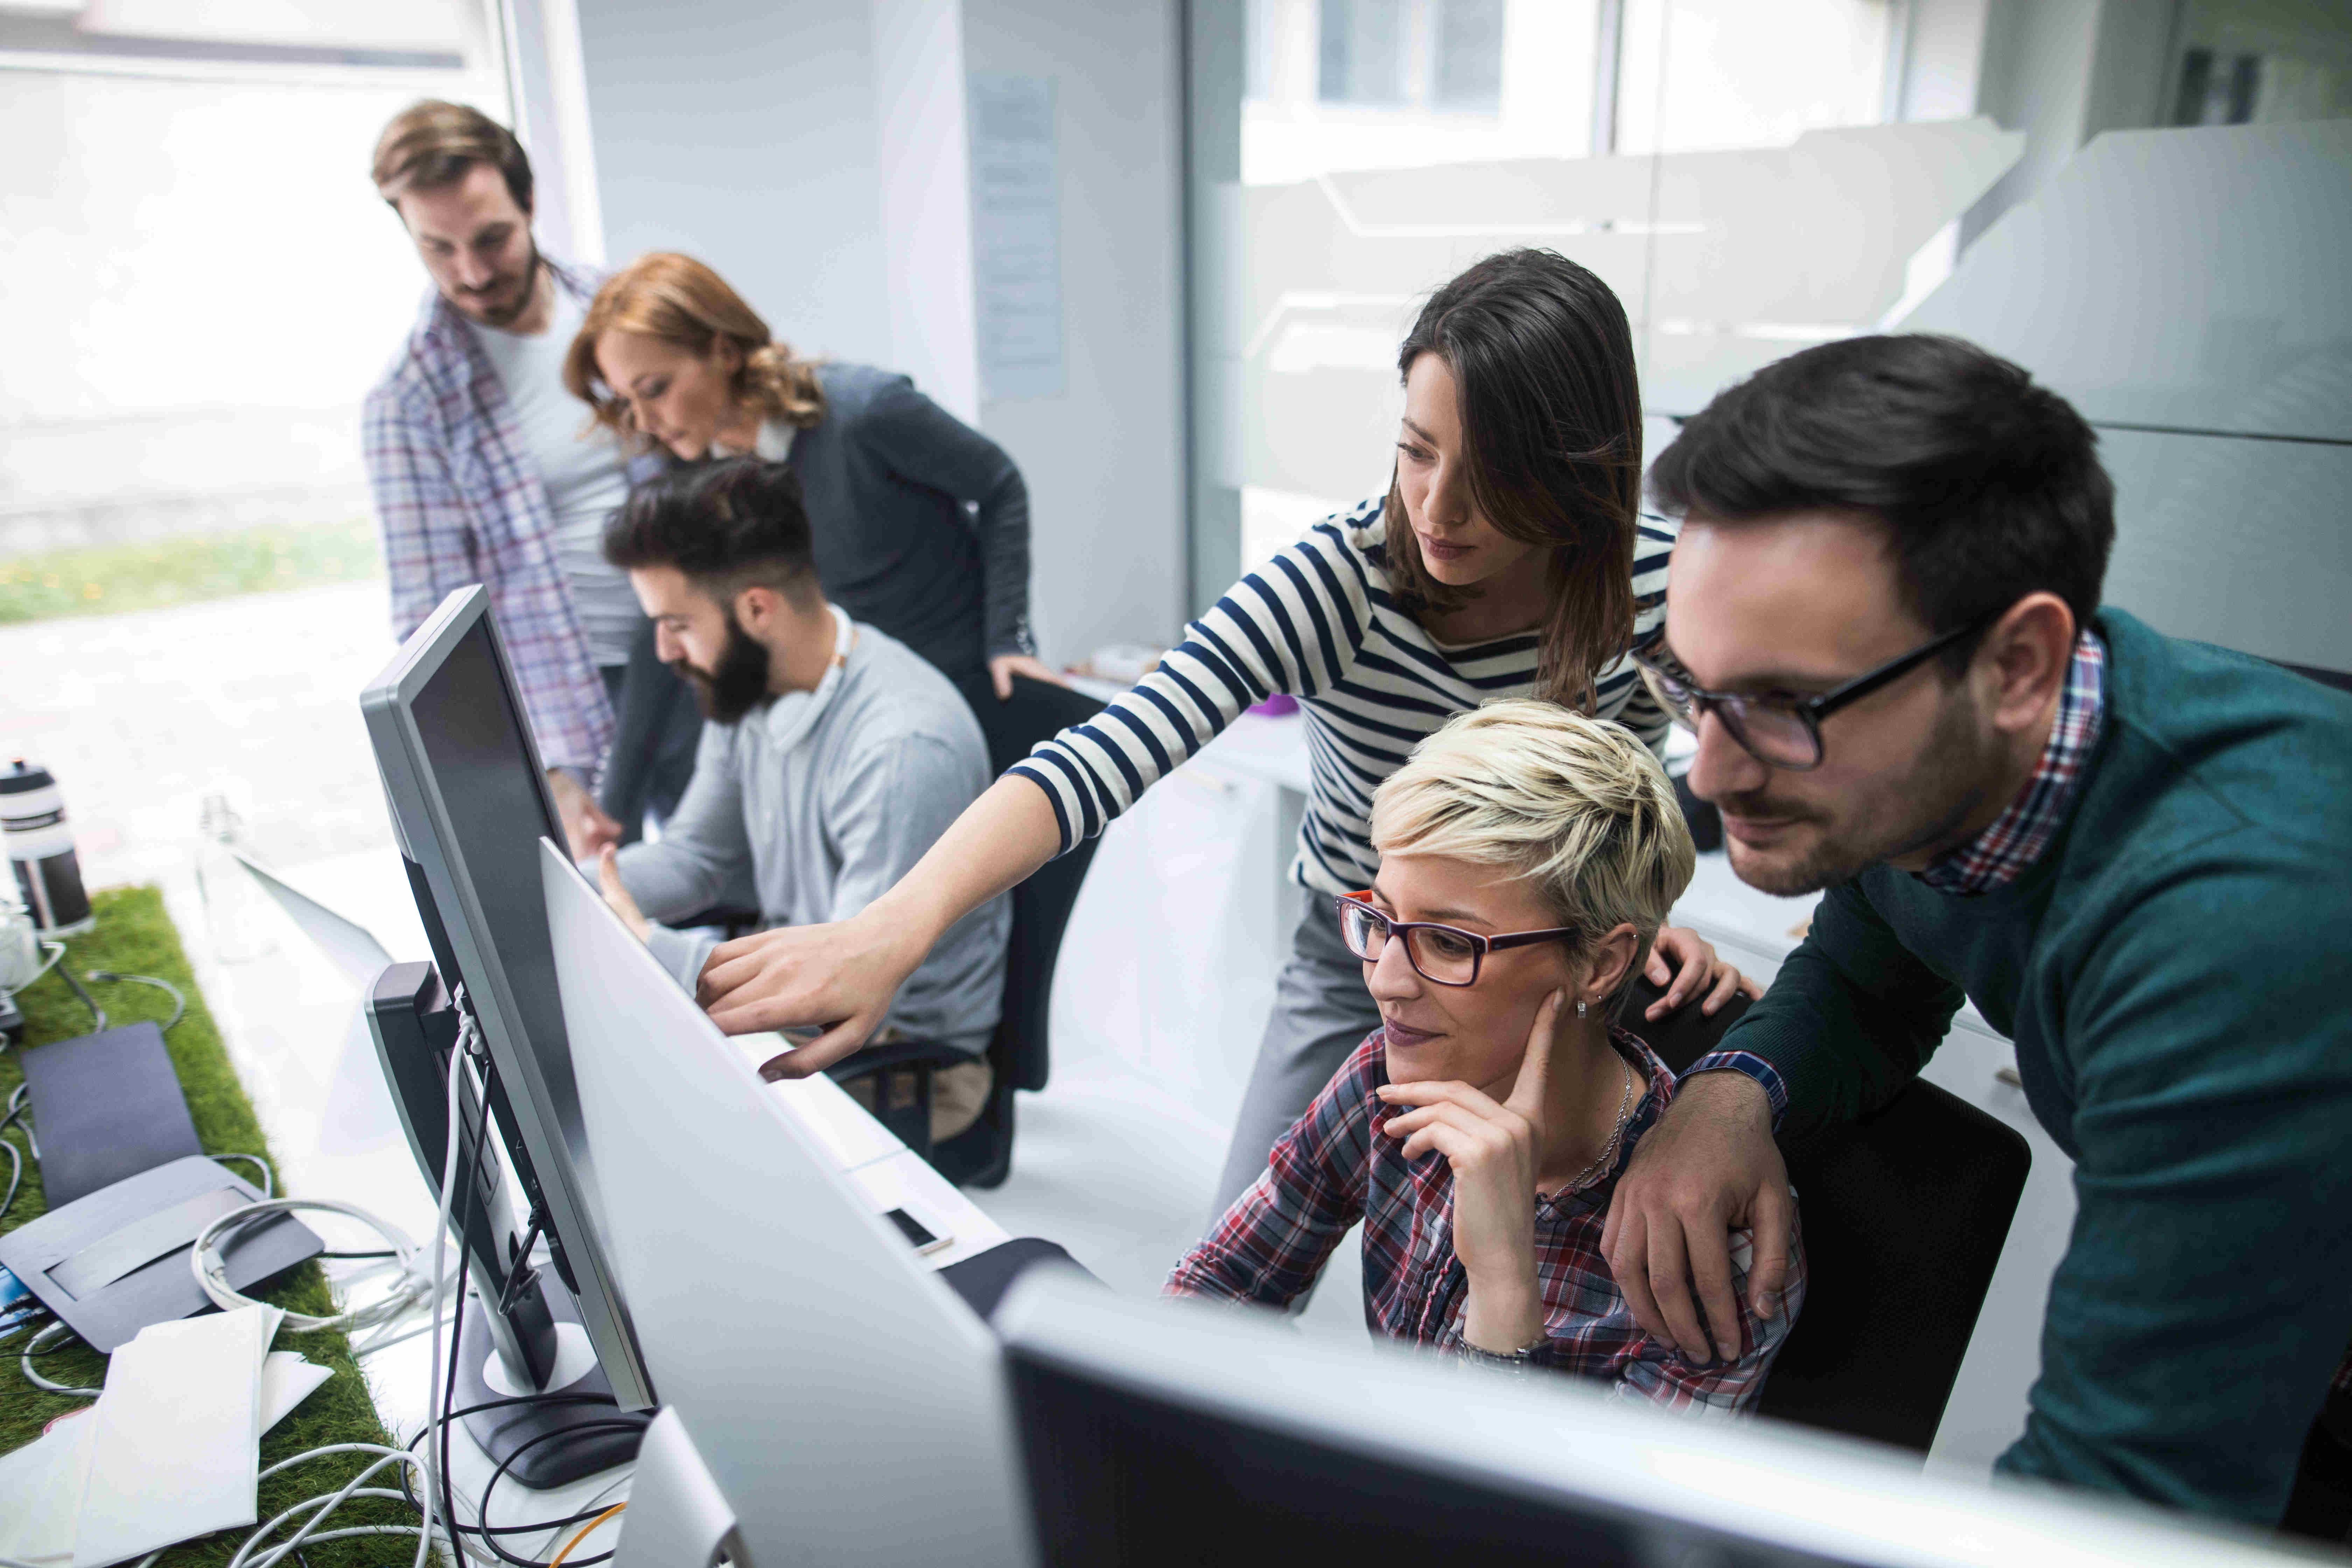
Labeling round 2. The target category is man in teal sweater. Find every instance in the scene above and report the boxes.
[1600,333,2352,1528]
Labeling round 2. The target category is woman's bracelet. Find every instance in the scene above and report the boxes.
[1458,1337,1544,1375]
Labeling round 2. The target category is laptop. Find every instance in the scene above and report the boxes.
[231,850,395,987]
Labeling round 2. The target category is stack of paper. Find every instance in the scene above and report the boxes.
[0,1305,333,1568]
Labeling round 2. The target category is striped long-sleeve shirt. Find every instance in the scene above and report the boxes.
[1010,497,1677,894]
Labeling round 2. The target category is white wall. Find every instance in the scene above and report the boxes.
[574,1,895,374]
[962,0,1190,659]
[570,0,1187,664]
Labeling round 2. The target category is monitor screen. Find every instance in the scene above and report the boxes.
[996,1278,2295,1568]
[362,586,654,1409]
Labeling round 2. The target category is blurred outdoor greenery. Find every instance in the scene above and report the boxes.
[0,519,382,624]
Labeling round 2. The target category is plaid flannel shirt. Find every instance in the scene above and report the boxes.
[361,260,617,777]
[1917,628,2108,896]
[1169,1030,1804,1414]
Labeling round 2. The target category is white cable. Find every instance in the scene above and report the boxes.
[188,1196,434,1334]
[20,1321,102,1398]
[215,1010,475,1568]
[1,939,65,1003]
[228,1448,441,1568]
[419,1004,477,1568]
[211,1151,274,1198]
[347,1313,442,1359]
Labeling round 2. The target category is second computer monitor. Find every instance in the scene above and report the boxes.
[361,584,653,1410]
[539,837,1030,1568]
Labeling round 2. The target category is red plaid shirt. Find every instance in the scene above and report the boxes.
[361,260,620,776]
[1169,1029,1804,1414]
[1920,629,2108,895]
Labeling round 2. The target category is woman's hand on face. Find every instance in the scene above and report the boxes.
[1378,990,1562,1352]
[1643,924,1763,1020]
[693,906,926,1074]
[988,653,1069,701]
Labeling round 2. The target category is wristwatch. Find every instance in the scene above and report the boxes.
[1458,1338,1543,1375]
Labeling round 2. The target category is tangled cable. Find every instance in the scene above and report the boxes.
[189,1196,442,1336]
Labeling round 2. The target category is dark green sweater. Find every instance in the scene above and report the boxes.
[1720,608,2352,1525]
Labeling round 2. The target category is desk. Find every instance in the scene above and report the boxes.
[195,847,1015,1535]
[742,1044,1010,1268]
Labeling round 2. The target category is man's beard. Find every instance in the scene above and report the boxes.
[1719,692,1994,897]
[452,242,542,329]
[672,614,773,726]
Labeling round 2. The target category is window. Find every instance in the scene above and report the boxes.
[0,3,507,580]
[1318,0,1409,105]
[1615,0,1894,156]
[2167,1,2352,127]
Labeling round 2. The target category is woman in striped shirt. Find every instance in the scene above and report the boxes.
[693,248,1755,1206]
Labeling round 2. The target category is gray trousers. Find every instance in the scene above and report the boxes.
[1208,889,1383,1226]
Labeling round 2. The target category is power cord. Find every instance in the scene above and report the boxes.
[84,971,186,1033]
[546,1504,627,1568]
[210,1152,275,1199]
[52,963,104,1032]
[214,1020,482,1568]
[0,1133,19,1223]
[393,1393,624,1548]
[1,939,65,1006]
[20,1320,102,1399]
[7,1084,37,1161]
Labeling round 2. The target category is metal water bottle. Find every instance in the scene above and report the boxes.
[2,759,94,936]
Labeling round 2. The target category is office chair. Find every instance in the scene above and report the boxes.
[1622,978,2032,1456]
[828,674,1107,1187]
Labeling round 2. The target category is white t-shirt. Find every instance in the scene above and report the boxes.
[466,287,638,667]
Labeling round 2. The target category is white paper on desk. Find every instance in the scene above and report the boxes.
[70,1304,278,1568]
[261,1351,334,1432]
[0,1407,97,1567]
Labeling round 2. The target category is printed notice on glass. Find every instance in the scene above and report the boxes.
[969,74,1063,401]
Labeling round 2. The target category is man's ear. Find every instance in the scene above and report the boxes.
[733,583,781,638]
[1979,592,2076,737]
[1581,923,1642,1007]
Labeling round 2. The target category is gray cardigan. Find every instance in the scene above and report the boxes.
[615,621,1010,1056]
[788,362,1034,681]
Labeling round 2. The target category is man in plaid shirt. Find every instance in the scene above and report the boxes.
[1169,701,1802,1411]
[362,100,646,852]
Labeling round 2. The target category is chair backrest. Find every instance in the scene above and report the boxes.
[1757,1079,2030,1452]
[961,675,1107,1092]
[1619,977,2031,1454]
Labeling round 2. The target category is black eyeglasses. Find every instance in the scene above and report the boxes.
[1631,613,1996,772]
[1335,892,1572,987]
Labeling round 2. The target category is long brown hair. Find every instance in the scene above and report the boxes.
[564,252,827,443]
[1382,248,1643,709]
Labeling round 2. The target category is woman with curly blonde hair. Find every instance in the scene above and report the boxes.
[564,252,1059,840]
[568,252,1052,692]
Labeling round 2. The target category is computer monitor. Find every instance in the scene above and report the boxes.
[361,585,654,1420]
[537,838,1030,1568]
[995,1274,2310,1568]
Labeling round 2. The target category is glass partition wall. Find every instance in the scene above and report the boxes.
[1182,0,2012,602]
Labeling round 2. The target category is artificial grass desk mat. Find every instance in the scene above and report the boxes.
[1,883,414,1568]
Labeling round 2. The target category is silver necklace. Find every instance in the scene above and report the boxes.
[1561,1054,1639,1193]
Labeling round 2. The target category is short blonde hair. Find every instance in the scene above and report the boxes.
[565,252,827,444]
[1369,700,1695,1007]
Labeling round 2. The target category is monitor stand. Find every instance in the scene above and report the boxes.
[453,1274,648,1489]
[367,962,649,1489]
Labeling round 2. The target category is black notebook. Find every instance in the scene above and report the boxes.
[20,1021,203,1209]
